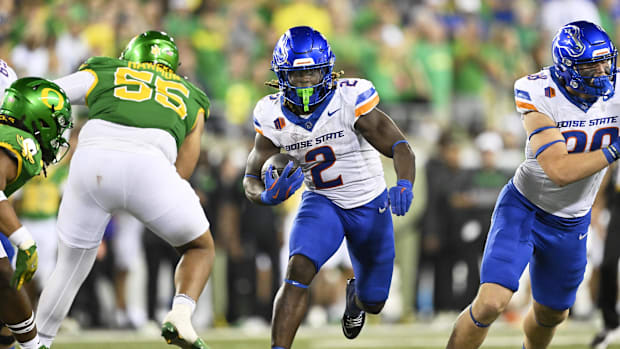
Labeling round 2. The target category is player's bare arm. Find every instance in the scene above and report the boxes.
[243,133,280,204]
[0,150,21,235]
[175,110,205,180]
[354,107,415,183]
[524,110,609,186]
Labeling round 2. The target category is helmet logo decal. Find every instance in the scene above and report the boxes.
[40,88,64,111]
[558,25,585,58]
[151,45,161,56]
[16,134,37,164]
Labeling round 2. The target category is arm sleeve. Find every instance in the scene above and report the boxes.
[53,71,96,105]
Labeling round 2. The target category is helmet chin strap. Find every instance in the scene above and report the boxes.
[297,87,314,112]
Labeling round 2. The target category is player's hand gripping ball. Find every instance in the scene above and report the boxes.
[260,153,303,205]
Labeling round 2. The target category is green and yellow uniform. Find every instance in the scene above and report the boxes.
[0,124,44,196]
[79,56,210,148]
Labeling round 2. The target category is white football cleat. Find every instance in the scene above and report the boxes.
[161,304,209,349]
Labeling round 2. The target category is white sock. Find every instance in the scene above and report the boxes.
[172,294,196,315]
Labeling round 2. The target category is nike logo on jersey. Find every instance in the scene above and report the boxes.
[327,108,340,116]
[378,207,387,214]
[579,233,588,240]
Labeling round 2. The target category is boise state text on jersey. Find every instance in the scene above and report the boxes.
[253,78,385,209]
[513,67,620,217]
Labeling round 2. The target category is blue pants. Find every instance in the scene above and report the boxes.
[289,190,395,304]
[480,181,588,310]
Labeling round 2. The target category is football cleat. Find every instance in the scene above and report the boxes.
[591,326,620,349]
[161,321,209,349]
[341,278,365,339]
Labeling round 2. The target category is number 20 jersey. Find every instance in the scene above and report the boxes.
[513,67,620,218]
[78,57,209,149]
[253,78,386,209]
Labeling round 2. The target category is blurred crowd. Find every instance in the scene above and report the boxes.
[2,0,620,334]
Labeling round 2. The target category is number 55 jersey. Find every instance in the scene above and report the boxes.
[78,56,209,149]
[253,78,385,209]
[513,66,620,218]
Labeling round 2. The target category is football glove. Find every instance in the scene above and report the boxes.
[260,161,304,205]
[11,242,38,290]
[388,179,413,216]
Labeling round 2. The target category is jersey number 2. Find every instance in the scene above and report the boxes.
[306,146,343,189]
[113,67,190,119]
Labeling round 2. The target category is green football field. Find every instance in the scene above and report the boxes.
[47,320,620,349]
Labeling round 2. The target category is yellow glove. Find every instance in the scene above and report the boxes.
[11,243,38,290]
[8,226,38,290]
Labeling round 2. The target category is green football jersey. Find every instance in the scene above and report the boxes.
[0,124,43,197]
[79,56,210,148]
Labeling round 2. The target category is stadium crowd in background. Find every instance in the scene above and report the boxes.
[1,0,619,341]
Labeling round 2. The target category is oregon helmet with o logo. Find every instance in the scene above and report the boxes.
[0,77,72,164]
[120,30,179,72]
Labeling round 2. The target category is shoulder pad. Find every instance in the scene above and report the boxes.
[514,70,554,115]
[79,56,123,71]
[337,78,380,117]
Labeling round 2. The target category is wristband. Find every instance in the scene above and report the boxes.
[0,190,6,202]
[603,143,620,163]
[244,174,259,179]
[8,226,34,249]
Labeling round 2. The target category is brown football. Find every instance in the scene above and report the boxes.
[261,153,300,182]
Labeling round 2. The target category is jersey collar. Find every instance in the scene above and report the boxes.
[549,66,598,113]
[280,90,335,132]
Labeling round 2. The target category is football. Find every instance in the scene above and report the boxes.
[261,152,300,182]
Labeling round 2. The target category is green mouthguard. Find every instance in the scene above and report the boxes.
[296,87,314,112]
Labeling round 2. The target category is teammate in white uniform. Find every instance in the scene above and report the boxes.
[446,21,620,349]
[243,26,415,349]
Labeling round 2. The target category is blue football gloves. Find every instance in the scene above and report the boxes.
[388,179,413,216]
[260,161,304,205]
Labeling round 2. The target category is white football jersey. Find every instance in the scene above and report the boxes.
[0,59,17,96]
[513,67,620,218]
[253,78,386,209]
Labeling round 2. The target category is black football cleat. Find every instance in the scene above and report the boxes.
[341,278,365,339]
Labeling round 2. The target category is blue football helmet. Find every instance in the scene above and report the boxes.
[552,21,617,99]
[271,26,335,112]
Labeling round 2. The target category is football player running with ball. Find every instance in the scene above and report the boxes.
[36,31,214,349]
[243,26,415,349]
[0,75,72,349]
[446,21,620,349]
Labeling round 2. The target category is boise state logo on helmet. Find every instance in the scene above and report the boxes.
[271,26,336,111]
[552,20,618,99]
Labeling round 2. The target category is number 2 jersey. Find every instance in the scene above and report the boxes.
[253,79,385,209]
[513,66,620,218]
[77,57,210,149]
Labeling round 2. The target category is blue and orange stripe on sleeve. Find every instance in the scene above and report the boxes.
[355,87,380,117]
[253,117,264,135]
